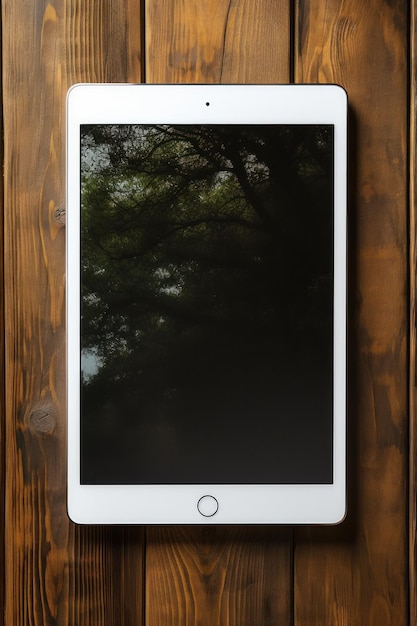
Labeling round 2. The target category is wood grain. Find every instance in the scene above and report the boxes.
[294,0,409,624]
[145,0,290,83]
[146,527,292,626]
[2,1,143,624]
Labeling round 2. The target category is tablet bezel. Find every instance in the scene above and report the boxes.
[67,83,347,524]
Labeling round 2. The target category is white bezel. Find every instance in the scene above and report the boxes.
[67,84,347,525]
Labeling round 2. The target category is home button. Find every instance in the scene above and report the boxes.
[197,495,219,517]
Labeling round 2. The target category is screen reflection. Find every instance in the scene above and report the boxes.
[80,124,334,484]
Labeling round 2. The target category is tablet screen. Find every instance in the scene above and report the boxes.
[79,123,334,486]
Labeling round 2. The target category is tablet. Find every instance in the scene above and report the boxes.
[67,84,347,524]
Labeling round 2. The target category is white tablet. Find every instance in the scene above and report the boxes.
[67,84,347,524]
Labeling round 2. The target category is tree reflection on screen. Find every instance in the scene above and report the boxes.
[80,123,334,484]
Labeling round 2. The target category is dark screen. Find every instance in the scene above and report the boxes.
[80,124,334,484]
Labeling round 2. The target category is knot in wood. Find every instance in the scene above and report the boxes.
[28,407,57,436]
[53,206,66,225]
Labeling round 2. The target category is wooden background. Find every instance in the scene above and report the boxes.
[0,0,413,624]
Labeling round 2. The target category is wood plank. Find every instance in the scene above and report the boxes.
[0,16,4,626]
[145,1,293,624]
[68,526,144,625]
[294,1,409,624]
[2,1,144,624]
[145,0,290,83]
[410,0,417,621]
